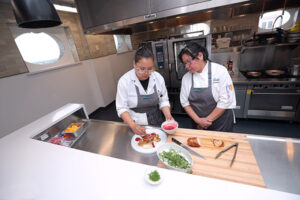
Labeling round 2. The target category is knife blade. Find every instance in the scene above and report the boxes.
[172,138,207,160]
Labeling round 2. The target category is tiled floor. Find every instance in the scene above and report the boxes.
[90,101,300,139]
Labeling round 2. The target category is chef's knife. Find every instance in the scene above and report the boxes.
[171,138,207,160]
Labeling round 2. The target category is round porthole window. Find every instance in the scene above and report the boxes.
[15,32,64,65]
[259,10,291,29]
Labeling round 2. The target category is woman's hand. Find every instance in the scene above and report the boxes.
[162,106,174,121]
[130,123,146,135]
[196,117,213,129]
[165,114,174,121]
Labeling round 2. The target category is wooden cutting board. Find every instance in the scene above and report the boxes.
[157,128,266,188]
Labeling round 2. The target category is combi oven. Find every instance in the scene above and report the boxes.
[245,83,300,122]
[152,35,212,89]
[151,35,211,114]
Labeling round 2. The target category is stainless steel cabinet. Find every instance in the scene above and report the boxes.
[150,0,210,13]
[233,84,247,118]
[76,0,148,29]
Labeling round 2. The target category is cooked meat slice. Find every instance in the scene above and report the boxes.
[213,139,224,147]
[187,137,201,147]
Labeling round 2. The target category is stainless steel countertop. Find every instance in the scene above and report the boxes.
[248,135,300,195]
[73,120,300,195]
[72,120,159,166]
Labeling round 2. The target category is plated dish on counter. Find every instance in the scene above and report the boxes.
[131,128,167,154]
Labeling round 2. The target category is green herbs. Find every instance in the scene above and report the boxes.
[159,148,191,169]
[148,170,160,182]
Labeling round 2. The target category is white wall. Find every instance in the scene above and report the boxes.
[0,51,134,138]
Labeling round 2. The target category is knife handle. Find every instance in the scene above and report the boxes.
[171,137,181,145]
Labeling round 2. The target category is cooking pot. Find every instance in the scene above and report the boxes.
[265,70,285,76]
[247,71,261,77]
[288,65,300,77]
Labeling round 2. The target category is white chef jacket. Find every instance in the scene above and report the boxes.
[116,69,170,124]
[180,62,236,109]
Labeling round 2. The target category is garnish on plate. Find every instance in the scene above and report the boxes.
[148,170,160,182]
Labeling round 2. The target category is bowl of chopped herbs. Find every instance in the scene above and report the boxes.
[157,143,193,173]
[145,168,162,185]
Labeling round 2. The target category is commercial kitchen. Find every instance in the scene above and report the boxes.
[0,0,300,199]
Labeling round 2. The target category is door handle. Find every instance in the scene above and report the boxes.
[251,92,300,96]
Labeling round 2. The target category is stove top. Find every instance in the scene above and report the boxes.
[240,71,293,79]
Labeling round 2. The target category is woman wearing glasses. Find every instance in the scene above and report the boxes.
[116,46,173,135]
[179,43,236,132]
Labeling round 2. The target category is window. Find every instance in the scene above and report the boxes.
[258,8,299,33]
[10,26,79,73]
[15,32,64,65]
[259,10,290,30]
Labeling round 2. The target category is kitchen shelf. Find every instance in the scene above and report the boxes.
[212,28,252,35]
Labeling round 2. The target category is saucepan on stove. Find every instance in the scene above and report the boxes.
[246,71,262,77]
[265,70,285,77]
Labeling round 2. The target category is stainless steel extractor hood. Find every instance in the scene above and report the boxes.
[74,0,300,35]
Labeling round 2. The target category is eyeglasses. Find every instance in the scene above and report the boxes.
[135,67,153,74]
[183,58,196,67]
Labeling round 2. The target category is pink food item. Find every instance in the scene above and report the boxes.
[49,137,63,145]
[162,123,177,130]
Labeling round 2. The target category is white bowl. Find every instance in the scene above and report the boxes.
[157,143,193,173]
[144,168,163,185]
[161,120,178,134]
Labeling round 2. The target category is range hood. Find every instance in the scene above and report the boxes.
[74,0,300,35]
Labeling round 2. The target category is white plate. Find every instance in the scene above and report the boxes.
[131,128,167,154]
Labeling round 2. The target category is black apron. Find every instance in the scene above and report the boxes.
[131,84,165,126]
[188,61,234,132]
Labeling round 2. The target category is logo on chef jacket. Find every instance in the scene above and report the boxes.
[226,84,233,99]
[213,78,220,83]
[142,96,150,100]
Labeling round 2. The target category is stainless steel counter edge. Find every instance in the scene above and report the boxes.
[247,134,300,195]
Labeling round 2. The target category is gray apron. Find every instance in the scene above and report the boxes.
[188,61,234,132]
[131,84,165,126]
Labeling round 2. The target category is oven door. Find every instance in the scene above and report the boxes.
[167,35,211,88]
[152,41,170,88]
[247,89,300,120]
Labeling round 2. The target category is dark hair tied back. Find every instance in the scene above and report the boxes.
[178,42,210,63]
[135,45,154,63]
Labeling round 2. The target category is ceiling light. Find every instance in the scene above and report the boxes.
[54,4,77,13]
[11,0,62,28]
[242,3,252,6]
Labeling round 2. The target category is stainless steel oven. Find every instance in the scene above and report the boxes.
[151,35,211,114]
[245,83,300,121]
[152,35,212,89]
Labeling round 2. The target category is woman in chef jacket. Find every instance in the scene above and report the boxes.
[179,43,236,132]
[116,46,173,135]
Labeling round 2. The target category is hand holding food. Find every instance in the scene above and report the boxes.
[131,123,146,135]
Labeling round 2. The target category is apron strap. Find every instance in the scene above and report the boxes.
[208,61,212,87]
